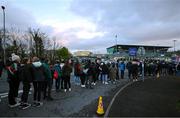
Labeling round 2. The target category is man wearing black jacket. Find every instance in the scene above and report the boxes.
[19,58,34,109]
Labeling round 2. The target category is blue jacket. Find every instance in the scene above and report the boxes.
[119,63,125,71]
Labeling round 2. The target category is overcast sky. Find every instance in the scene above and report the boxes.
[0,0,180,53]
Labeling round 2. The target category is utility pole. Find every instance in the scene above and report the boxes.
[115,35,118,54]
[1,6,6,65]
[173,40,177,53]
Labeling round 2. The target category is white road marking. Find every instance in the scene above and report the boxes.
[0,88,33,99]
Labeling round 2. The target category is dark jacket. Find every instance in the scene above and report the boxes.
[19,63,34,83]
[32,61,46,82]
[131,61,138,74]
[6,62,20,82]
[62,64,72,77]
[0,60,4,77]
[74,63,81,76]
[101,64,109,74]
[126,62,132,71]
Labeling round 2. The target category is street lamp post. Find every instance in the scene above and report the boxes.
[115,35,118,54]
[1,6,6,65]
[173,40,177,53]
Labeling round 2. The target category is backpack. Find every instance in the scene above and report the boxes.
[53,70,58,79]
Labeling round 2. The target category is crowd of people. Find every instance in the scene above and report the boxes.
[0,53,179,110]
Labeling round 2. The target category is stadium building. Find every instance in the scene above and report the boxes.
[107,44,171,57]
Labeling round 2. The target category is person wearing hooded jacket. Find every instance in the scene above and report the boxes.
[53,60,62,92]
[119,61,126,79]
[32,57,46,107]
[42,59,53,101]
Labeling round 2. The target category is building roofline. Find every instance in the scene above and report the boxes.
[107,44,172,49]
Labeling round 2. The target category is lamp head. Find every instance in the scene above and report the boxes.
[1,6,5,10]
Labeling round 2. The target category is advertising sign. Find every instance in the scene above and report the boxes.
[129,48,137,56]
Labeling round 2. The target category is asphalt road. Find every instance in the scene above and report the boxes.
[0,77,128,117]
[108,76,180,117]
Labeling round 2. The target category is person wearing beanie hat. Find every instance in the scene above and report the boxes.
[7,53,21,108]
[11,53,21,62]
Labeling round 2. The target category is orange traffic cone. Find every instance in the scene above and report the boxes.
[96,96,104,115]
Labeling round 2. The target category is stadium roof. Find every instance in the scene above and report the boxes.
[107,44,172,49]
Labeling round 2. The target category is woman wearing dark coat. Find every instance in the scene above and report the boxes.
[109,63,117,84]
[101,62,109,84]
[62,59,72,92]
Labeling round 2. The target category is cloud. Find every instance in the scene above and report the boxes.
[0,2,38,30]
[70,0,180,51]
[40,18,107,50]
[1,0,180,53]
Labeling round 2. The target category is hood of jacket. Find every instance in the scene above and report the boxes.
[32,61,42,68]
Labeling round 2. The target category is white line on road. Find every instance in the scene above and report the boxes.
[0,88,32,99]
[1,95,8,98]
[104,81,134,117]
[0,93,8,96]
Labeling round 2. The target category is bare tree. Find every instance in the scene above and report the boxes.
[28,28,47,58]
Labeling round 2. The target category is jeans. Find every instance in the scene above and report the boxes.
[80,73,86,85]
[55,77,61,90]
[8,80,17,105]
[74,76,80,84]
[128,70,132,79]
[64,76,71,89]
[33,81,43,101]
[43,79,52,98]
[61,77,64,89]
[121,70,124,79]
[21,81,31,103]
[102,74,108,82]
[176,70,180,77]
[85,75,93,88]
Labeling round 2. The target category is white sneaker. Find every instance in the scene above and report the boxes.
[102,81,105,84]
[105,82,108,85]
[94,83,96,85]
[136,79,138,81]
[64,89,67,92]
[81,85,85,88]
[69,88,71,91]
[9,102,20,108]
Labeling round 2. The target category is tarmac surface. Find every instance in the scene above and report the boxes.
[1,68,180,117]
[0,69,128,117]
[107,76,180,117]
